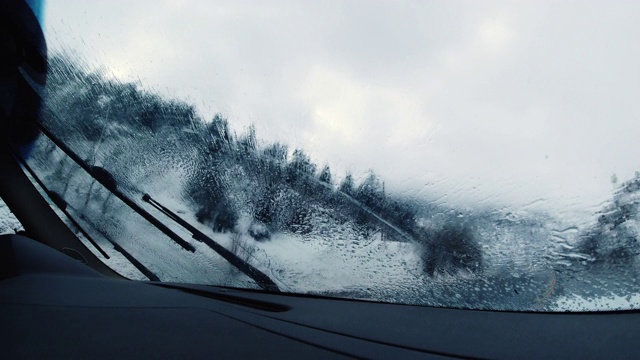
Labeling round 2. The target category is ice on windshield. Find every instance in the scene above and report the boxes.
[24,1,640,311]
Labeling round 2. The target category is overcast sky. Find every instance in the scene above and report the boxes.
[44,0,640,217]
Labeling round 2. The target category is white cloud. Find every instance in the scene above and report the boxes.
[44,0,640,215]
[478,16,515,53]
[295,65,434,181]
[300,66,431,145]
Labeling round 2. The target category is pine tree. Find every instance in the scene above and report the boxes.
[206,113,232,152]
[263,142,288,163]
[356,171,384,208]
[318,165,332,185]
[286,149,316,183]
[339,173,355,196]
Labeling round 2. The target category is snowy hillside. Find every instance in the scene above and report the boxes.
[6,53,640,312]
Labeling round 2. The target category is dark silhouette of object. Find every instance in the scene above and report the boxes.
[195,205,237,232]
[423,225,483,277]
[318,165,332,185]
[89,165,117,191]
[248,221,271,241]
[286,149,316,184]
[48,191,67,211]
[83,165,117,213]
[339,173,356,196]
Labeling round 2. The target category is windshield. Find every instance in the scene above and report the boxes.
[18,0,640,311]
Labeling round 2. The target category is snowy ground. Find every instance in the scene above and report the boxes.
[3,133,639,312]
[4,169,640,311]
[0,199,23,235]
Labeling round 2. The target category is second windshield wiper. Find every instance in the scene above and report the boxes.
[143,194,280,292]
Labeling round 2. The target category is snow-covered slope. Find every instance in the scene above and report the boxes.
[0,199,23,235]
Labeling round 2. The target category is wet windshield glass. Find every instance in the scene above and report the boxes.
[23,1,640,311]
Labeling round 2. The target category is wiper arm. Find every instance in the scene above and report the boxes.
[36,122,280,292]
[18,67,278,291]
[17,153,109,258]
[33,119,279,290]
[17,153,161,281]
[35,120,196,253]
[142,194,280,292]
[19,67,193,251]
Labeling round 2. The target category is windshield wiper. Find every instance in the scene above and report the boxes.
[35,120,196,252]
[16,151,162,281]
[18,66,280,291]
[18,66,195,252]
[30,119,279,291]
[142,194,280,292]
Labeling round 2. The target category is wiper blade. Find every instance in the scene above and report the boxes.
[17,152,161,281]
[17,153,109,258]
[35,120,196,253]
[19,67,194,251]
[32,118,279,290]
[142,194,280,292]
[18,66,278,291]
[66,203,161,282]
